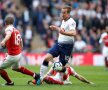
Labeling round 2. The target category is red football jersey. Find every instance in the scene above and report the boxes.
[63,67,75,80]
[103,35,108,47]
[49,67,76,80]
[5,26,22,55]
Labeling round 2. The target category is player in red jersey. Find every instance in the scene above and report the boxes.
[99,26,108,69]
[0,14,39,85]
[28,66,94,85]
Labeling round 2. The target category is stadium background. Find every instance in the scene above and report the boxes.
[0,0,108,90]
[0,0,108,66]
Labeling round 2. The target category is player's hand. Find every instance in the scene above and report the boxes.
[49,25,57,30]
[49,25,60,31]
[59,28,65,34]
[1,41,5,47]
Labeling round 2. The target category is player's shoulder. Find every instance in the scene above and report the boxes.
[5,25,14,32]
[68,18,76,26]
[69,18,76,23]
[101,32,107,37]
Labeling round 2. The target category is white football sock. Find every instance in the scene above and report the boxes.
[40,65,48,80]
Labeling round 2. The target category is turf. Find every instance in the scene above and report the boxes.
[0,66,108,90]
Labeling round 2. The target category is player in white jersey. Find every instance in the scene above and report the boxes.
[36,6,76,85]
[99,26,108,69]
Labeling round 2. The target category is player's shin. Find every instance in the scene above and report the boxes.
[35,59,49,85]
[105,57,108,68]
[0,69,12,83]
[40,60,49,80]
[12,66,35,77]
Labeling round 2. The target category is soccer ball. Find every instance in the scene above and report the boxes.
[52,62,63,71]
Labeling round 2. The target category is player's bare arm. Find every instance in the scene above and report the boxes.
[20,40,23,48]
[75,74,94,85]
[49,25,60,31]
[1,31,11,47]
[49,25,76,36]
[59,28,76,36]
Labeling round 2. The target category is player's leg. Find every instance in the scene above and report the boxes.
[38,43,59,84]
[102,47,108,69]
[59,43,73,72]
[29,76,64,85]
[0,69,14,85]
[11,61,39,80]
[28,75,72,85]
[28,76,62,85]
[0,57,14,85]
[44,76,64,85]
[44,74,72,85]
[40,44,59,78]
[105,57,108,69]
[40,53,54,79]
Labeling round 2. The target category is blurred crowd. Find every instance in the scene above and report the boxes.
[0,0,108,53]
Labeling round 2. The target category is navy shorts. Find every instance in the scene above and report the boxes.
[48,42,74,66]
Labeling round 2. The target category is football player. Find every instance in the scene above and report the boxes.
[28,65,94,85]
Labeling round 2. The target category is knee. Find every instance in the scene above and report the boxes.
[44,53,53,61]
[0,69,4,74]
[44,58,49,62]
[42,54,53,66]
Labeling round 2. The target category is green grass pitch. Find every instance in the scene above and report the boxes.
[0,66,108,90]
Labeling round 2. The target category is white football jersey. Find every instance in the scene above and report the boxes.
[58,18,76,44]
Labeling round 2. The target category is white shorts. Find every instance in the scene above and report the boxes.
[0,53,22,69]
[102,46,108,57]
